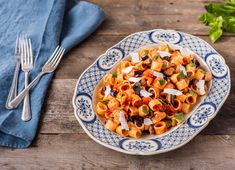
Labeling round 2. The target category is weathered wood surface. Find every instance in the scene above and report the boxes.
[1,134,235,170]
[1,0,235,169]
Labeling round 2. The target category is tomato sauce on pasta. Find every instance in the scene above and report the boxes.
[95,44,212,138]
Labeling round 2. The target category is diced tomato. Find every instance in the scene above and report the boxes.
[165,104,176,115]
[153,104,163,111]
[133,100,142,107]
[112,85,119,91]
[142,97,152,105]
[105,111,112,119]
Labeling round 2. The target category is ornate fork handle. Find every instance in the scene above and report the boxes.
[21,71,31,121]
[6,61,20,109]
[9,72,44,108]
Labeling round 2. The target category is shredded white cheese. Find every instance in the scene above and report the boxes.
[158,51,171,58]
[128,77,142,83]
[144,118,153,125]
[153,71,164,78]
[140,90,152,97]
[122,66,133,74]
[119,111,129,130]
[196,80,205,95]
[163,88,183,96]
[130,52,140,63]
[180,64,187,76]
[104,85,111,97]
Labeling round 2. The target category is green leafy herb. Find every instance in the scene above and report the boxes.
[100,100,107,105]
[189,62,196,67]
[163,62,167,68]
[144,49,149,54]
[189,90,197,96]
[163,119,172,128]
[200,69,206,74]
[112,72,117,78]
[209,16,223,43]
[142,106,149,114]
[179,71,186,79]
[153,55,159,60]
[158,99,166,104]
[174,112,184,123]
[159,78,166,85]
[199,0,235,43]
[167,44,172,53]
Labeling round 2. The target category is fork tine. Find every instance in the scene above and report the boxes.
[49,47,63,66]
[23,36,27,64]
[53,48,65,67]
[19,35,24,65]
[45,46,60,65]
[26,38,30,65]
[28,38,33,65]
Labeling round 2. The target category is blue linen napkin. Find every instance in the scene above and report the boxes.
[0,0,105,148]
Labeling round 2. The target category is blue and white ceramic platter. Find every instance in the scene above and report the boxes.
[72,29,230,155]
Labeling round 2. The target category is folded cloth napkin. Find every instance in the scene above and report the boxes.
[0,0,105,148]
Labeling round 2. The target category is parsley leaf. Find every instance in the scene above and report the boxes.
[174,112,184,123]
[163,62,167,68]
[159,78,166,85]
[144,49,149,54]
[100,100,107,105]
[189,62,196,67]
[179,71,186,79]
[167,44,172,53]
[199,0,235,43]
[142,106,149,114]
[209,16,223,43]
[200,69,206,74]
[112,72,117,78]
[153,55,159,60]
[189,90,197,96]
[158,99,166,104]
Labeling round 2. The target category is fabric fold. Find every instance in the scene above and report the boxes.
[0,0,105,148]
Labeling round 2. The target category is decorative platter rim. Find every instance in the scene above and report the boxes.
[72,29,231,155]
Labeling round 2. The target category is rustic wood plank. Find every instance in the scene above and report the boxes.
[0,134,234,170]
[86,0,232,36]
[56,35,235,80]
[38,78,235,135]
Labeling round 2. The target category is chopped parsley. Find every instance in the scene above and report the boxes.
[179,71,186,79]
[174,112,184,123]
[163,62,167,68]
[100,100,107,105]
[189,62,196,67]
[142,106,149,114]
[144,49,149,54]
[112,72,117,78]
[163,119,172,128]
[159,78,166,85]
[200,69,206,74]
[153,55,159,60]
[167,44,172,53]
[158,99,166,104]
[189,90,197,96]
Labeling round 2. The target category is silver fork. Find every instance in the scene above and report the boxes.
[5,34,21,109]
[9,46,65,108]
[20,35,33,121]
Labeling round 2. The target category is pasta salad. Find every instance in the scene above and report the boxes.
[95,44,212,138]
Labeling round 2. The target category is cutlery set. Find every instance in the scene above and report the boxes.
[6,34,65,121]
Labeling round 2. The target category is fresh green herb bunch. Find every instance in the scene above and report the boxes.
[199,0,235,43]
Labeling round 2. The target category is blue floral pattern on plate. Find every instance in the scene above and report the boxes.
[73,29,230,155]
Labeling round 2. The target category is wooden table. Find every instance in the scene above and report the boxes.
[1,0,235,169]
